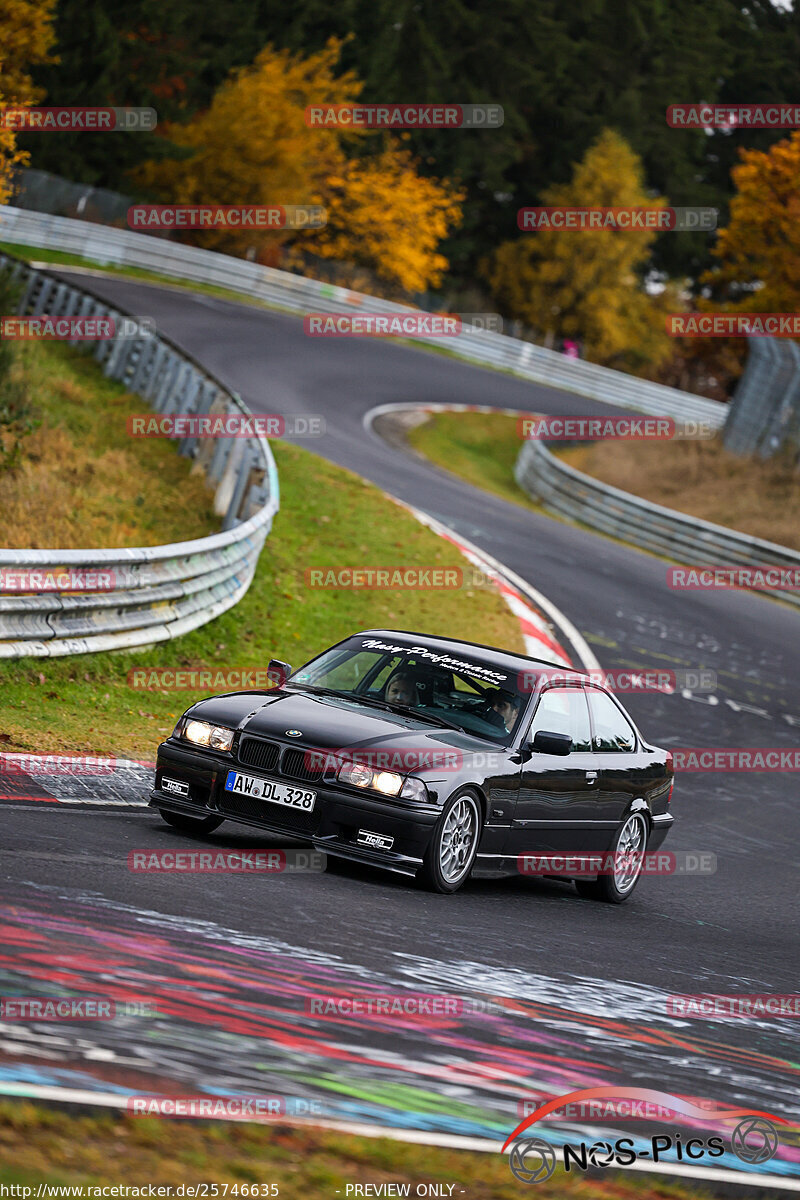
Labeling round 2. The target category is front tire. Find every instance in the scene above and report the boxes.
[419,792,481,894]
[575,811,648,904]
[158,808,224,834]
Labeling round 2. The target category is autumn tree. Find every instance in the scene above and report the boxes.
[0,0,57,203]
[484,129,674,370]
[703,131,800,313]
[136,41,462,294]
[310,145,463,294]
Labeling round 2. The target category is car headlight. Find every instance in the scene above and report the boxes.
[182,720,234,752]
[400,777,430,803]
[336,761,403,797]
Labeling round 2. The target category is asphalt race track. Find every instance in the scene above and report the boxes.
[2,274,799,1184]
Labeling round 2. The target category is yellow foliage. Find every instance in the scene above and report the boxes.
[0,0,57,203]
[704,131,800,312]
[135,41,462,294]
[485,129,673,369]
[312,145,463,293]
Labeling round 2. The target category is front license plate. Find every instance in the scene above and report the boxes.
[224,770,316,811]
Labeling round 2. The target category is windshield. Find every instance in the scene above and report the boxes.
[289,635,526,742]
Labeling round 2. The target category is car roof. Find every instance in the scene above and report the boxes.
[355,629,583,679]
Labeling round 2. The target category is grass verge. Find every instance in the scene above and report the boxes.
[0,346,522,760]
[406,412,538,511]
[558,437,800,550]
[0,1102,712,1200]
[0,342,218,549]
[407,411,799,551]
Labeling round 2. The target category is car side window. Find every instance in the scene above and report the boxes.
[587,689,637,752]
[529,687,592,751]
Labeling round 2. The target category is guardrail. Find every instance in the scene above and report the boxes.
[0,249,279,657]
[0,205,727,429]
[514,439,800,607]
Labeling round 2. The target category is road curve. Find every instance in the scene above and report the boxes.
[2,273,798,1181]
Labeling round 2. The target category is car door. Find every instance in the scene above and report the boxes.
[509,684,605,853]
[584,686,650,836]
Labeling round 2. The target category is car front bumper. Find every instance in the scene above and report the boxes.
[150,741,443,875]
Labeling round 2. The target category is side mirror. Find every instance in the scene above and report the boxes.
[531,730,572,756]
[268,659,293,687]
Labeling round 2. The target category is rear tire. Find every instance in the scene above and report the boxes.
[575,811,648,904]
[419,792,481,894]
[158,809,224,834]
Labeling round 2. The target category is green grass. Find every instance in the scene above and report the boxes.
[0,341,218,549]
[0,343,523,759]
[406,411,540,511]
[0,1102,713,1200]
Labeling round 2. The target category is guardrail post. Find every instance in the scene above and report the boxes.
[92,305,115,362]
[102,316,132,376]
[70,294,95,347]
[31,276,54,315]
[142,342,168,400]
[222,443,253,530]
[129,334,159,393]
[178,378,215,458]
[153,352,182,412]
[214,438,242,517]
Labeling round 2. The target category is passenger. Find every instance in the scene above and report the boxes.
[384,671,420,707]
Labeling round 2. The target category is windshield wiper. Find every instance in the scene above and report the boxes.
[286,684,402,713]
[284,683,351,700]
[409,709,468,733]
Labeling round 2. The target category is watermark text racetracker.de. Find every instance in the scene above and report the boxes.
[669,566,800,591]
[305,313,460,338]
[667,103,800,129]
[518,207,716,231]
[668,313,800,337]
[668,994,800,1018]
[128,849,326,874]
[126,414,324,438]
[1,316,155,340]
[128,668,279,691]
[517,667,717,694]
[304,313,502,337]
[0,107,156,131]
[518,851,716,877]
[127,1096,325,1119]
[305,103,503,128]
[127,205,326,230]
[1,753,116,776]
[304,566,504,590]
[0,996,157,1019]
[673,748,800,771]
[304,992,504,1017]
[517,415,713,441]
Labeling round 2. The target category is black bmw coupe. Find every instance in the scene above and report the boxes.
[150,630,674,900]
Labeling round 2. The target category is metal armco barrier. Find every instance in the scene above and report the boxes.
[723,337,800,459]
[515,439,800,608]
[0,250,279,657]
[0,206,727,428]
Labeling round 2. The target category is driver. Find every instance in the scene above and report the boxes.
[490,688,521,733]
[384,671,420,707]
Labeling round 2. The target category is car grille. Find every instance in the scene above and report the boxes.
[238,737,280,772]
[281,747,328,783]
[220,791,317,834]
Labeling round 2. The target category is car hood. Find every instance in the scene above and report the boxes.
[186,688,504,774]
